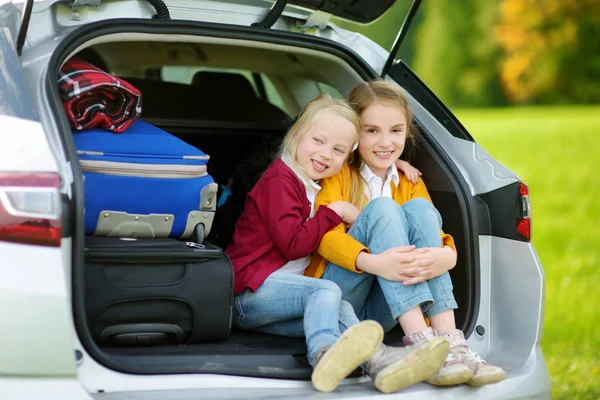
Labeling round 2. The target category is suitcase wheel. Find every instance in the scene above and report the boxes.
[193,223,205,244]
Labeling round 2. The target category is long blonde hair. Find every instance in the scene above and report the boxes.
[347,80,416,211]
[279,94,360,179]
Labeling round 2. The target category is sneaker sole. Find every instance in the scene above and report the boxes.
[311,320,384,393]
[425,364,474,386]
[467,370,507,387]
[374,336,450,394]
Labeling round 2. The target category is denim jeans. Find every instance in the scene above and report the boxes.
[233,271,360,365]
[322,197,458,333]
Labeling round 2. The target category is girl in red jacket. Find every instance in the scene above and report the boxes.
[226,94,449,393]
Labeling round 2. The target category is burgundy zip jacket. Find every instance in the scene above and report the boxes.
[226,158,343,294]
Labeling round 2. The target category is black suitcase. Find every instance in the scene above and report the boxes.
[84,236,233,346]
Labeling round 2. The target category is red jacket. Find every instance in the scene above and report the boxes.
[226,158,342,294]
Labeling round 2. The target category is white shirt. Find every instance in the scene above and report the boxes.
[360,163,400,201]
[279,155,322,275]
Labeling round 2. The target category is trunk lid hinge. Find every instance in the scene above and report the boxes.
[297,10,331,30]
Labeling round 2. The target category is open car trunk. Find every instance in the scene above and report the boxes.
[47,21,478,379]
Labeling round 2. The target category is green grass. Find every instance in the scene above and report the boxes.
[455,106,600,400]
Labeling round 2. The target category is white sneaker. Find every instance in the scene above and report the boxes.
[403,327,473,386]
[440,329,506,387]
[311,320,384,393]
[366,338,449,393]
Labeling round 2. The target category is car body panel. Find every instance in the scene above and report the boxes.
[489,237,545,370]
[0,116,58,171]
[0,10,76,382]
[0,376,92,400]
[0,241,77,377]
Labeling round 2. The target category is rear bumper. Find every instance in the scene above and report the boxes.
[0,377,92,400]
[84,344,551,399]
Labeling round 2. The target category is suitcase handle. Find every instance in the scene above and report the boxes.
[100,323,184,346]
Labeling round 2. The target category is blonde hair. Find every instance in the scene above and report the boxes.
[279,94,360,178]
[347,80,416,211]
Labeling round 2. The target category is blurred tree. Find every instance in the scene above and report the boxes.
[334,0,507,107]
[496,0,600,104]
[410,0,507,107]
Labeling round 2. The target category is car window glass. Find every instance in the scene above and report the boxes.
[161,66,258,92]
[316,82,343,99]
[260,74,288,114]
[0,29,37,121]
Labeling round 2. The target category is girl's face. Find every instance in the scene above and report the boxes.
[357,102,408,180]
[295,109,356,181]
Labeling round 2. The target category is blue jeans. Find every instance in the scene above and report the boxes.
[233,271,360,366]
[322,197,458,333]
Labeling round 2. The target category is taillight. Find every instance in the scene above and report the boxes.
[516,182,531,241]
[0,172,62,247]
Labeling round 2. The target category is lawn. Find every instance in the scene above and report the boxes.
[455,106,600,400]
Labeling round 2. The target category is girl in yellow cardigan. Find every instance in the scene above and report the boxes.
[306,80,505,387]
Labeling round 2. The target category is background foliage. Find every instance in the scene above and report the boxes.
[335,0,600,107]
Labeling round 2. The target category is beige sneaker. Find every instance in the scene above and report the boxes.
[440,329,506,387]
[403,327,474,386]
[311,320,384,393]
[365,337,449,393]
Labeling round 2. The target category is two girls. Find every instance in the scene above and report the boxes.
[307,80,506,387]
[226,95,449,393]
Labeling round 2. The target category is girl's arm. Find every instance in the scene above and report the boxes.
[315,169,370,273]
[393,246,457,285]
[256,175,342,261]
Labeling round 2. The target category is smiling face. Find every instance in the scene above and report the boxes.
[357,102,408,180]
[295,108,357,181]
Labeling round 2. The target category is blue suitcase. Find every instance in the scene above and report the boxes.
[74,120,218,240]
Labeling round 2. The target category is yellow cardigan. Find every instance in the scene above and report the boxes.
[304,163,456,279]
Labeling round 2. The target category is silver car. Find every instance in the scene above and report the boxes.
[0,0,550,398]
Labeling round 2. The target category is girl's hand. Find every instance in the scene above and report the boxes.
[356,245,434,281]
[395,159,422,184]
[398,246,457,285]
[327,201,360,226]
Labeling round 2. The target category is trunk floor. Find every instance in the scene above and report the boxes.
[99,329,406,378]
[103,329,308,356]
[102,328,406,356]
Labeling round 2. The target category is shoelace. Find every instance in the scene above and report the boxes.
[463,348,486,364]
[445,351,460,363]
